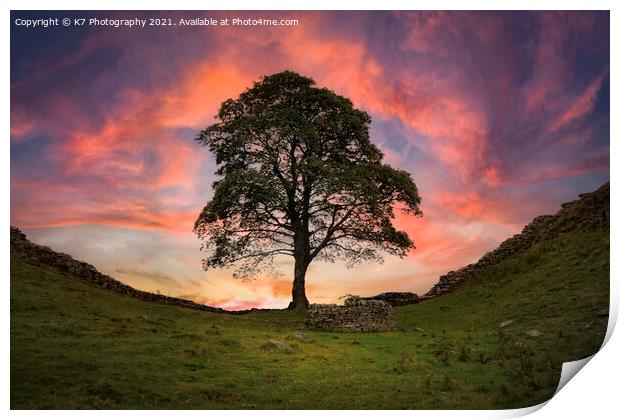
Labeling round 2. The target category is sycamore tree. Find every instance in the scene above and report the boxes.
[194,71,422,309]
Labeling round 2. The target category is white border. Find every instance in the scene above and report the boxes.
[1,0,618,10]
[2,2,617,420]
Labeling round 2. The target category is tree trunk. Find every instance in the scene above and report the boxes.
[288,231,310,310]
[288,258,309,309]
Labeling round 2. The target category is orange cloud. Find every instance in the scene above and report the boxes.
[14,205,197,233]
[26,62,256,232]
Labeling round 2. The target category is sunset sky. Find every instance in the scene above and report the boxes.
[10,11,609,309]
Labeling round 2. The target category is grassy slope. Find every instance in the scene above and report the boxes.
[11,228,608,409]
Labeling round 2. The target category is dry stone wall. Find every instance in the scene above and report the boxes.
[305,298,395,332]
[423,183,610,299]
[361,292,419,306]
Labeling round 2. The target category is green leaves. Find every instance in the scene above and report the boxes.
[194,71,422,280]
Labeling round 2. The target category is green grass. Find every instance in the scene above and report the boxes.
[10,228,608,409]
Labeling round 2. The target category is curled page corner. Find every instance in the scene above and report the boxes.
[552,300,615,398]
[554,355,595,396]
[504,353,602,418]
[534,269,616,401]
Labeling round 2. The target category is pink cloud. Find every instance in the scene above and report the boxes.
[549,69,608,133]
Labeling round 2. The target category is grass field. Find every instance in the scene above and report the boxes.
[10,227,609,409]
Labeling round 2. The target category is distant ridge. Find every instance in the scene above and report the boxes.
[423,182,610,299]
[10,227,263,315]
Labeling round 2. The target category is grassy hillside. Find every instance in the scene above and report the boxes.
[10,223,608,409]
